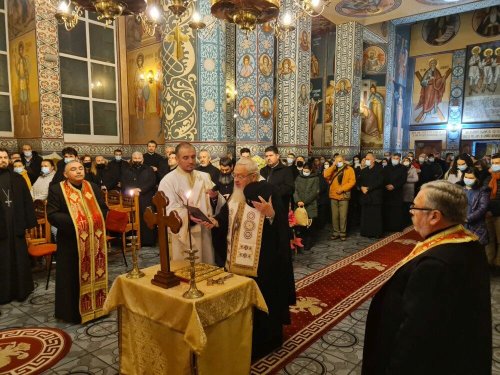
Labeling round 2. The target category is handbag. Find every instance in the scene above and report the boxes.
[105,209,129,233]
[294,206,312,228]
[343,191,351,200]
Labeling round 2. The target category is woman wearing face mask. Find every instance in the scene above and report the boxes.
[12,160,32,190]
[292,156,306,180]
[31,159,56,200]
[294,163,320,250]
[401,157,419,225]
[463,168,490,245]
[444,153,473,184]
[82,155,98,184]
[473,159,491,184]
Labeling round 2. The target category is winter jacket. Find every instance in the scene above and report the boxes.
[402,166,419,203]
[293,172,319,218]
[464,186,490,245]
[324,164,356,201]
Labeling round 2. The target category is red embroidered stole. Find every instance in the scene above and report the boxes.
[61,180,108,324]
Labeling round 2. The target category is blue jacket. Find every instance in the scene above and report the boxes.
[464,186,490,245]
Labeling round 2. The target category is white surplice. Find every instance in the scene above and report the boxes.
[158,168,225,264]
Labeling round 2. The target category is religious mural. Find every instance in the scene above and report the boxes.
[394,34,409,86]
[422,15,460,46]
[411,53,452,125]
[336,79,351,97]
[9,30,40,138]
[238,55,255,78]
[335,0,401,18]
[360,80,385,148]
[126,45,163,144]
[7,0,35,39]
[363,45,386,75]
[278,58,295,79]
[462,41,500,123]
[472,6,500,38]
[258,54,273,77]
[416,0,469,4]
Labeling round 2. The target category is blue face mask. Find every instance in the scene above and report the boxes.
[64,157,74,164]
[41,167,50,175]
[463,178,475,187]
[457,164,467,171]
[492,165,500,173]
[115,155,122,161]
[14,167,24,174]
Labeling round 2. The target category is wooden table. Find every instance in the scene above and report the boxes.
[103,264,267,375]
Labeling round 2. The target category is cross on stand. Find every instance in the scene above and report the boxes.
[144,191,182,289]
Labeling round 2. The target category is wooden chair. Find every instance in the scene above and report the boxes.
[26,200,57,290]
[103,190,141,264]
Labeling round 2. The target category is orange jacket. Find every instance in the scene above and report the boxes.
[323,165,356,200]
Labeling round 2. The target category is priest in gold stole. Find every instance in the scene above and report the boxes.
[207,158,296,360]
[47,160,109,324]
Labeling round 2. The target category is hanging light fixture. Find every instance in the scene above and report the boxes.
[211,0,280,32]
[294,0,331,17]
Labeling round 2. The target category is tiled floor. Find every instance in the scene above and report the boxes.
[1,226,499,374]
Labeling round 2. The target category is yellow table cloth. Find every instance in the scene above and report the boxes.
[103,263,268,375]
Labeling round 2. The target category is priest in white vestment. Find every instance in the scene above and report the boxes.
[158,142,225,264]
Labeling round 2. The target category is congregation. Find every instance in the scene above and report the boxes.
[1,141,498,371]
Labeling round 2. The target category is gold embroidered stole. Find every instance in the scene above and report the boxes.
[226,201,265,277]
[60,180,108,324]
[401,224,478,266]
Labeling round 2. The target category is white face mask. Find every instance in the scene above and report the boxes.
[429,157,435,163]
[337,162,343,168]
[365,160,372,167]
[391,159,400,166]
[287,157,294,165]
[324,163,330,169]
[463,178,475,187]
[115,155,122,161]
[302,171,311,177]
[418,157,425,164]
[23,151,32,158]
[14,167,24,174]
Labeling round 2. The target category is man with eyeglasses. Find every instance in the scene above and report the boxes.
[362,180,491,375]
[158,142,224,264]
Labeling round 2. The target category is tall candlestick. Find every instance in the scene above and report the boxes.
[127,189,144,279]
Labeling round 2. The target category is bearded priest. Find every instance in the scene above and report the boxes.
[201,157,296,360]
[47,160,109,324]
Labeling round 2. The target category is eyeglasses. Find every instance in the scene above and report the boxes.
[232,172,255,180]
[409,204,436,212]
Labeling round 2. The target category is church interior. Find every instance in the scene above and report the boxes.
[0,0,500,374]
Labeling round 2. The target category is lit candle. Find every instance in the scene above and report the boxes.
[185,190,194,251]
[129,189,135,234]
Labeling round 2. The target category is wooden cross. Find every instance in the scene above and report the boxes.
[144,191,182,289]
[166,25,189,61]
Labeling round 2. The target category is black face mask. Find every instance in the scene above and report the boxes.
[296,161,304,168]
[83,162,92,169]
[96,164,105,169]
[132,161,142,168]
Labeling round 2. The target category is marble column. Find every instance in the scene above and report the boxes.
[275,2,311,157]
[332,21,363,157]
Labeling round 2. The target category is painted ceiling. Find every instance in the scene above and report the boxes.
[318,0,487,26]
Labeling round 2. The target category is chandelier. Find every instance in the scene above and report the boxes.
[211,0,280,32]
[294,0,331,17]
[55,0,185,36]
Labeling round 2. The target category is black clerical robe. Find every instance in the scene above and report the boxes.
[382,164,407,232]
[143,152,164,184]
[196,163,220,184]
[121,164,157,246]
[0,169,37,304]
[95,166,119,190]
[47,181,108,323]
[357,164,384,238]
[362,232,491,375]
[215,186,296,359]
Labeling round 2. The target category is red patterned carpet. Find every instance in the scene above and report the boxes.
[251,227,421,374]
[0,327,72,374]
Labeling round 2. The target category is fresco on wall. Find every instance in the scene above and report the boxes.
[363,45,386,75]
[125,15,162,50]
[127,45,163,144]
[472,6,500,38]
[310,78,323,147]
[9,30,40,138]
[7,0,35,39]
[411,53,452,124]
[335,0,401,17]
[395,34,409,86]
[258,54,273,76]
[463,41,500,123]
[360,80,385,148]
[416,0,468,4]
[238,54,255,78]
[422,15,460,46]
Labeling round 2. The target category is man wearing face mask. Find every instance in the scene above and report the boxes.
[31,159,56,201]
[13,159,32,190]
[286,153,296,167]
[324,155,356,241]
[358,152,384,238]
[108,149,127,188]
[121,152,157,247]
[383,151,392,162]
[381,159,388,168]
[94,155,119,191]
[21,144,42,185]
[382,153,408,232]
[434,152,447,173]
[51,147,78,187]
[416,152,442,194]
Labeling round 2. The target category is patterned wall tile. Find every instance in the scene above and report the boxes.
[447,49,466,150]
[383,22,395,150]
[160,4,197,141]
[34,0,63,139]
[225,24,236,145]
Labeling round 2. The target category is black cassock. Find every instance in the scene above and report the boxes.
[382,164,407,232]
[47,181,108,323]
[0,169,37,304]
[215,185,296,359]
[358,164,384,238]
[121,164,157,246]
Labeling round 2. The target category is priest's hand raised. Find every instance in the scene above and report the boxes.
[252,195,275,219]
